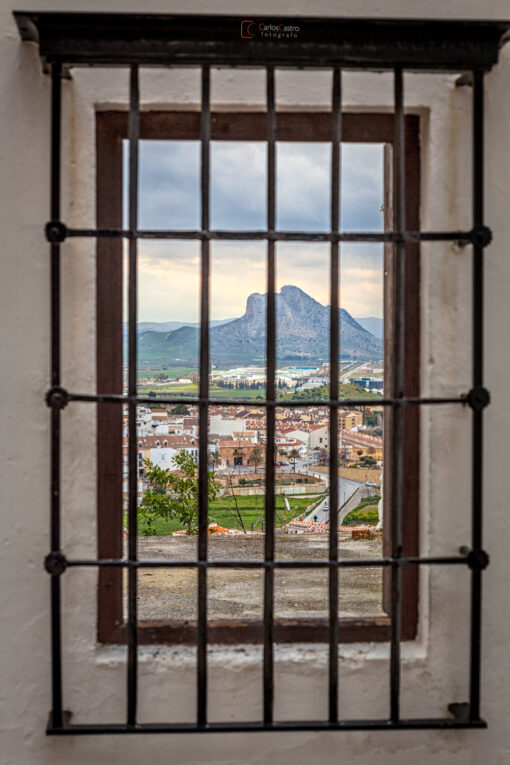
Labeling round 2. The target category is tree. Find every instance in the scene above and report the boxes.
[208,450,221,475]
[317,447,328,466]
[170,403,190,415]
[248,445,263,473]
[139,450,219,536]
[289,447,300,472]
[363,410,379,428]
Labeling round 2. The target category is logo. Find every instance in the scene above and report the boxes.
[241,20,256,38]
[240,20,300,40]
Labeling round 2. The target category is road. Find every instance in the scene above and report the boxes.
[340,361,367,383]
[305,477,365,523]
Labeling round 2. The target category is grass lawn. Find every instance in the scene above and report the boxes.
[342,495,380,526]
[131,493,324,536]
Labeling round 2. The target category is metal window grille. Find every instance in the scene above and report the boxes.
[15,12,509,735]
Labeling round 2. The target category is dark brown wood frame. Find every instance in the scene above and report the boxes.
[96,110,420,644]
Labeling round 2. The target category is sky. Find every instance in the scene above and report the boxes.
[124,140,384,323]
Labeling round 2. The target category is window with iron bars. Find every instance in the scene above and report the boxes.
[95,108,420,648]
[14,11,506,735]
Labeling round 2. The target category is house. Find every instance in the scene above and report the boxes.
[217,438,260,467]
[338,410,363,431]
[308,424,329,450]
[209,413,246,437]
[136,434,199,468]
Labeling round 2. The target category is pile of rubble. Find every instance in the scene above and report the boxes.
[286,518,330,533]
[284,519,380,537]
[172,523,246,536]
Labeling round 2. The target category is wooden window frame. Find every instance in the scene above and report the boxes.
[96,110,420,645]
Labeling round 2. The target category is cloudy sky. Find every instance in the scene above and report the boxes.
[124,140,384,322]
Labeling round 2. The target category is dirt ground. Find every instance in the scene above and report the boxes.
[130,533,384,621]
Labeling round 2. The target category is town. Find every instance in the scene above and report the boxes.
[123,362,384,536]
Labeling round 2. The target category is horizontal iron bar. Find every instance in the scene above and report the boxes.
[59,224,483,244]
[47,714,487,735]
[58,553,472,570]
[15,12,509,70]
[48,388,469,409]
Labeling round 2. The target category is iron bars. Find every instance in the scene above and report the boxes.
[42,55,493,733]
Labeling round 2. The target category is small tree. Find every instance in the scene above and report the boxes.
[140,450,219,535]
[170,403,190,415]
[248,445,263,473]
[208,450,221,475]
[289,447,300,472]
[317,447,328,466]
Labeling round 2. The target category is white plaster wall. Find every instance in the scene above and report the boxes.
[2,1,510,764]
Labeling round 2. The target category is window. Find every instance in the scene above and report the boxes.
[96,108,420,648]
[20,11,502,735]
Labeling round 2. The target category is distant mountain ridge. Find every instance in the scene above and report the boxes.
[137,285,382,364]
[125,318,231,335]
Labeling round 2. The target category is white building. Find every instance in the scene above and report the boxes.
[209,414,246,437]
[149,445,198,467]
[308,424,329,451]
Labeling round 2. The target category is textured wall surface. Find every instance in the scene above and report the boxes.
[1,1,510,763]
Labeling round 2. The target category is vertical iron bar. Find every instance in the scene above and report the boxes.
[264,66,276,726]
[470,69,485,721]
[328,67,341,724]
[50,61,63,730]
[197,65,211,728]
[390,67,405,724]
[127,64,139,728]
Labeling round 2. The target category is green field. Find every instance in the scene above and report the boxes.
[207,387,266,400]
[134,367,196,381]
[133,380,381,403]
[135,382,267,400]
[131,493,324,536]
[281,382,382,402]
[342,495,380,526]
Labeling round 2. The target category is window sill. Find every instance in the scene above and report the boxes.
[101,617,400,645]
[94,633,428,670]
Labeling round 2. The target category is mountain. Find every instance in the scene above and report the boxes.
[136,285,382,365]
[125,318,231,335]
[354,316,384,339]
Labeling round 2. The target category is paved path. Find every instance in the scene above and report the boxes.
[305,477,365,523]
